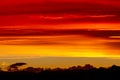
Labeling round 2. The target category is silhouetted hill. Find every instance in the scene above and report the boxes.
[0,64,120,80]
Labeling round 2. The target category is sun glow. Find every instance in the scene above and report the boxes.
[0,35,119,59]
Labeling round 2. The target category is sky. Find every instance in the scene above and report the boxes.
[0,0,120,68]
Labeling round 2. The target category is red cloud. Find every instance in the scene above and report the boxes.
[0,0,119,26]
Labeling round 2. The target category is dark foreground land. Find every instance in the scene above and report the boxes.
[0,63,120,80]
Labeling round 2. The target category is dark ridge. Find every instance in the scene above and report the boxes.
[0,63,120,80]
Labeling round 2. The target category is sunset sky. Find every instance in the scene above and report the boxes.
[0,0,120,68]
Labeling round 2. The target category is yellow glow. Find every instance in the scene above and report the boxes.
[0,45,106,57]
[0,35,120,59]
[0,23,120,60]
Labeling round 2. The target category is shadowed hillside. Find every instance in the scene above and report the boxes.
[0,63,120,80]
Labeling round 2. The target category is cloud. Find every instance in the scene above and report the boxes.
[0,14,119,26]
[0,29,119,45]
[0,29,119,38]
[105,42,120,49]
[0,35,76,45]
[0,1,119,26]
[0,2,119,15]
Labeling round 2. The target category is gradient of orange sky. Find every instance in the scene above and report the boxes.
[0,0,120,68]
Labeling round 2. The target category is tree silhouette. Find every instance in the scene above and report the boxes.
[0,67,2,71]
[0,63,120,80]
[23,67,44,73]
[8,62,27,72]
[83,64,94,70]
